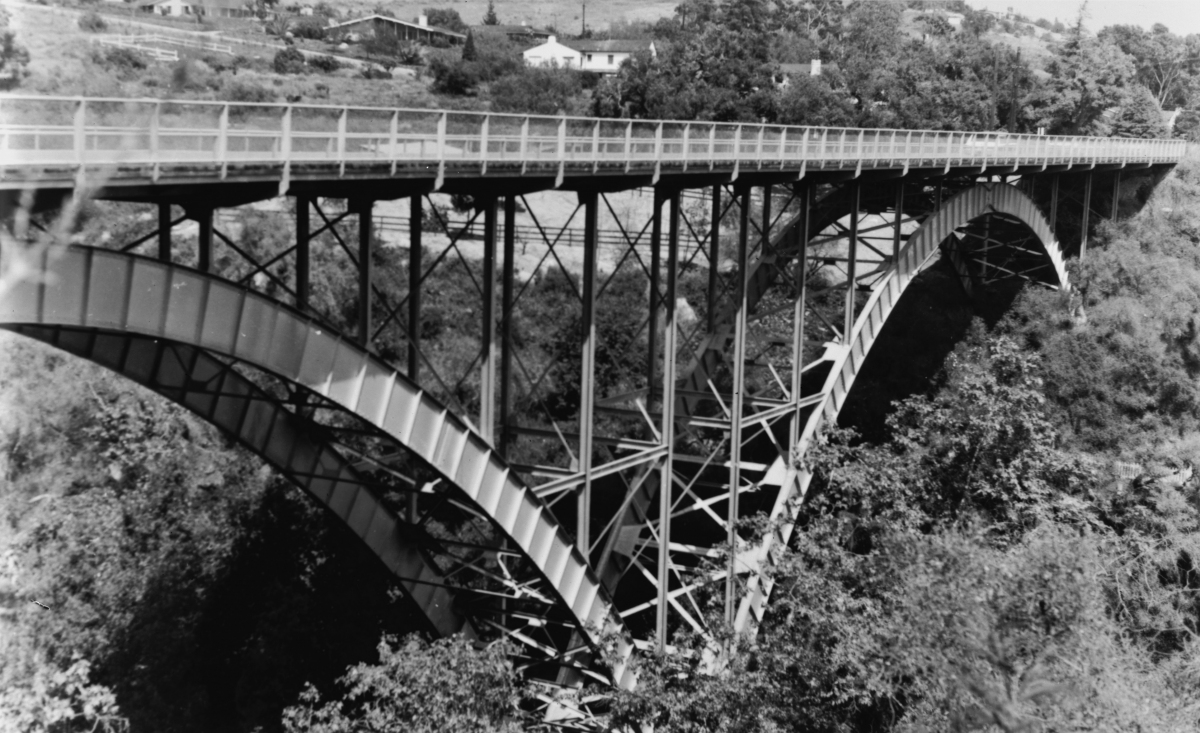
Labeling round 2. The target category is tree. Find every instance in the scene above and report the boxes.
[1100,24,1197,108]
[1021,35,1137,135]
[462,29,477,61]
[364,30,421,71]
[423,7,467,34]
[1111,84,1169,138]
[0,29,30,90]
[281,634,529,733]
[482,0,499,26]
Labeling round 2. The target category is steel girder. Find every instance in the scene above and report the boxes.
[0,244,636,691]
[733,182,1070,631]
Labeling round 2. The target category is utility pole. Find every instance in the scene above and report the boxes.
[581,2,586,37]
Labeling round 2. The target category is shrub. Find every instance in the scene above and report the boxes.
[224,80,275,103]
[360,65,391,80]
[488,65,583,114]
[91,46,148,80]
[306,53,339,73]
[291,18,326,40]
[77,11,107,32]
[427,57,478,95]
[273,46,307,74]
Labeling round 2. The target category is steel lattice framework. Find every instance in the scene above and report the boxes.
[0,94,1185,727]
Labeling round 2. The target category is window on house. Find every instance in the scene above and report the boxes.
[607,54,614,65]
[587,54,593,62]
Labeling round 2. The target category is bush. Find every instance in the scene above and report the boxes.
[224,80,275,103]
[427,57,478,95]
[91,46,148,80]
[291,18,326,40]
[306,53,340,73]
[488,66,583,114]
[0,30,31,89]
[273,46,307,74]
[77,11,107,32]
[360,65,391,80]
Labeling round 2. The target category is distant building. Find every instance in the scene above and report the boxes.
[944,12,964,29]
[483,24,553,45]
[326,14,466,45]
[567,39,655,74]
[522,36,583,68]
[137,0,250,16]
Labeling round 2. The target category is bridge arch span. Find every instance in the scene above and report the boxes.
[0,245,634,688]
[736,181,1070,629]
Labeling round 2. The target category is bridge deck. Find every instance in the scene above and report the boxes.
[0,95,1186,194]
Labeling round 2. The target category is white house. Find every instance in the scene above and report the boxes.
[138,0,194,16]
[568,39,655,74]
[521,36,582,68]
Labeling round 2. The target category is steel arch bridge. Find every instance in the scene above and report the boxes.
[0,95,1185,725]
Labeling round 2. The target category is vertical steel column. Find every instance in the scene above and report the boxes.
[1111,171,1121,221]
[500,196,517,458]
[657,188,680,652]
[480,198,499,443]
[197,208,213,273]
[1049,174,1060,234]
[1080,172,1093,259]
[157,202,171,262]
[408,195,422,383]
[843,182,861,341]
[707,184,722,334]
[761,184,772,254]
[790,183,810,449]
[726,183,751,626]
[578,190,599,553]
[648,188,664,400]
[295,196,310,311]
[893,182,904,255]
[357,200,373,347]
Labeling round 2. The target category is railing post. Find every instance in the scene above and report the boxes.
[74,98,86,167]
[280,105,292,159]
[556,114,567,186]
[778,127,787,169]
[708,124,716,170]
[755,124,764,168]
[520,116,529,175]
[682,122,691,171]
[480,113,490,175]
[150,101,161,181]
[389,110,399,176]
[625,120,633,173]
[733,124,743,179]
[218,104,229,179]
[592,118,601,173]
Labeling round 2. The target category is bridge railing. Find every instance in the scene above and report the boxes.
[0,95,1187,172]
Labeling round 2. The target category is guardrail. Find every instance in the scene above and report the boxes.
[0,95,1187,177]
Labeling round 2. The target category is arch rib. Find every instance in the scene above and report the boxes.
[0,245,634,688]
[735,182,1069,631]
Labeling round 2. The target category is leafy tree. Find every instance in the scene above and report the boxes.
[775,73,855,126]
[0,657,127,733]
[1021,33,1137,135]
[1111,83,1170,138]
[488,65,584,115]
[423,7,467,34]
[0,30,28,89]
[281,634,529,733]
[1099,24,1198,108]
[482,0,499,26]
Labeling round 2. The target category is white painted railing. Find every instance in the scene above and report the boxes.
[0,95,1187,176]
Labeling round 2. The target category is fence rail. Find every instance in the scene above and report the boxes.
[96,34,235,57]
[0,95,1187,179]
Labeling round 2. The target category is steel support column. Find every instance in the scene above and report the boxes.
[480,197,498,443]
[157,202,171,262]
[500,196,517,458]
[648,188,663,399]
[578,190,599,553]
[356,200,373,347]
[707,184,721,334]
[408,194,422,383]
[1049,174,1060,234]
[1080,172,1093,259]
[790,183,810,449]
[844,182,861,341]
[196,208,213,273]
[657,188,680,652]
[1111,170,1121,221]
[726,183,751,625]
[295,196,310,311]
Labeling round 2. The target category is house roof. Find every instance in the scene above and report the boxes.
[566,39,652,54]
[326,14,467,39]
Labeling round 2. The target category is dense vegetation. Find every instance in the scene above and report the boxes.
[3,1,1200,732]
